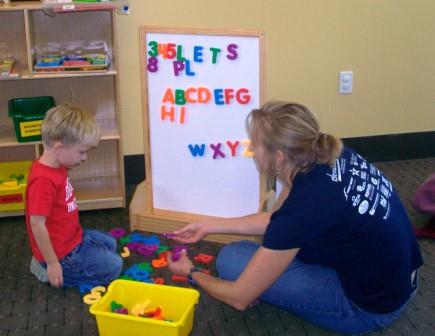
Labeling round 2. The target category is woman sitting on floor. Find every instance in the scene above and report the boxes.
[168,101,423,334]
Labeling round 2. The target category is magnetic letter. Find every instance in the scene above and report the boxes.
[193,46,204,63]
[173,60,185,76]
[210,143,226,159]
[148,41,158,57]
[236,88,251,104]
[175,89,186,105]
[161,105,175,122]
[162,88,175,104]
[226,43,238,60]
[176,45,185,61]
[185,87,197,103]
[214,89,225,105]
[179,106,186,124]
[147,56,158,73]
[197,87,211,103]
[158,43,168,58]
[226,140,240,157]
[242,139,254,157]
[166,43,176,59]
[224,88,235,104]
[188,144,206,157]
[185,59,196,76]
[209,47,222,64]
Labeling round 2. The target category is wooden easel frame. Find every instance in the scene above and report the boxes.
[130,26,267,244]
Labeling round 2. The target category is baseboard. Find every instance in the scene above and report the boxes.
[124,131,435,185]
[342,131,435,162]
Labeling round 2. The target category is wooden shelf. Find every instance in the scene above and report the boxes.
[0,175,124,217]
[0,1,42,11]
[0,121,119,148]
[0,209,25,218]
[74,175,124,210]
[0,4,125,216]
[0,134,119,148]
[30,70,117,79]
[0,1,121,11]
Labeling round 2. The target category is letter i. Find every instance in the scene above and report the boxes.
[179,106,186,124]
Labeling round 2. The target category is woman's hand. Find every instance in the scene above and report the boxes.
[167,250,194,276]
[172,221,210,244]
[47,261,63,288]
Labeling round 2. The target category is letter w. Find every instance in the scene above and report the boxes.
[188,144,206,157]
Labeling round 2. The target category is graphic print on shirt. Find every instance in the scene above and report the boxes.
[330,152,393,220]
[327,158,342,182]
[65,177,78,213]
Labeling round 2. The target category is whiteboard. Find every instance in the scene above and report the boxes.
[140,27,265,218]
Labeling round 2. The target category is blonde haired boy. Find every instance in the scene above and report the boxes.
[26,104,122,288]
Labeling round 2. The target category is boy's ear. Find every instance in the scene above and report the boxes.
[52,141,64,152]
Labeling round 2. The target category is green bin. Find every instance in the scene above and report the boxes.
[8,96,55,142]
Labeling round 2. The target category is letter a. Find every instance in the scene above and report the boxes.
[162,88,175,104]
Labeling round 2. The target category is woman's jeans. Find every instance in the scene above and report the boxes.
[43,229,123,287]
[216,240,417,335]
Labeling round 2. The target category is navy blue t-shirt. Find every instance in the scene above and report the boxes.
[263,147,423,314]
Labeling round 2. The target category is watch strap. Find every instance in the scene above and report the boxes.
[187,267,203,286]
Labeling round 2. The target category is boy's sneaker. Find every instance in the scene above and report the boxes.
[30,257,48,283]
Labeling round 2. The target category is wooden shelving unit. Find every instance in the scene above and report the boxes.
[0,1,125,217]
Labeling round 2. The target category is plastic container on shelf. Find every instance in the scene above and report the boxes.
[90,279,200,336]
[8,96,55,142]
[0,161,32,212]
[0,57,15,78]
[34,41,110,73]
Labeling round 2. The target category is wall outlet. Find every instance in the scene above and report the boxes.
[339,71,353,94]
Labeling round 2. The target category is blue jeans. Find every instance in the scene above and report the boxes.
[216,240,416,335]
[46,229,123,287]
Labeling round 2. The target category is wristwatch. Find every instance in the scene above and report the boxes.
[187,267,203,286]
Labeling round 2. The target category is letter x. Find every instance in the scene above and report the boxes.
[210,143,225,159]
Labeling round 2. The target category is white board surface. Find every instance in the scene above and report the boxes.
[143,29,263,217]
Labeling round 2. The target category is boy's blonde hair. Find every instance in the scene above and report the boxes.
[41,104,100,148]
[246,101,343,174]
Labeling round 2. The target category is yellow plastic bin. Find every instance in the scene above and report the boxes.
[8,96,55,142]
[0,161,32,212]
[90,279,200,336]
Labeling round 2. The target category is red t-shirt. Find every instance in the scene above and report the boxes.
[25,161,83,262]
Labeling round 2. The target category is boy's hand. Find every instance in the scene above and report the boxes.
[47,261,63,288]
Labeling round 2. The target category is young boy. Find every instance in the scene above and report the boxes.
[26,104,122,288]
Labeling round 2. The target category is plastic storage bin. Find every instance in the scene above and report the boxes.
[0,161,32,212]
[8,96,55,142]
[90,279,200,336]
